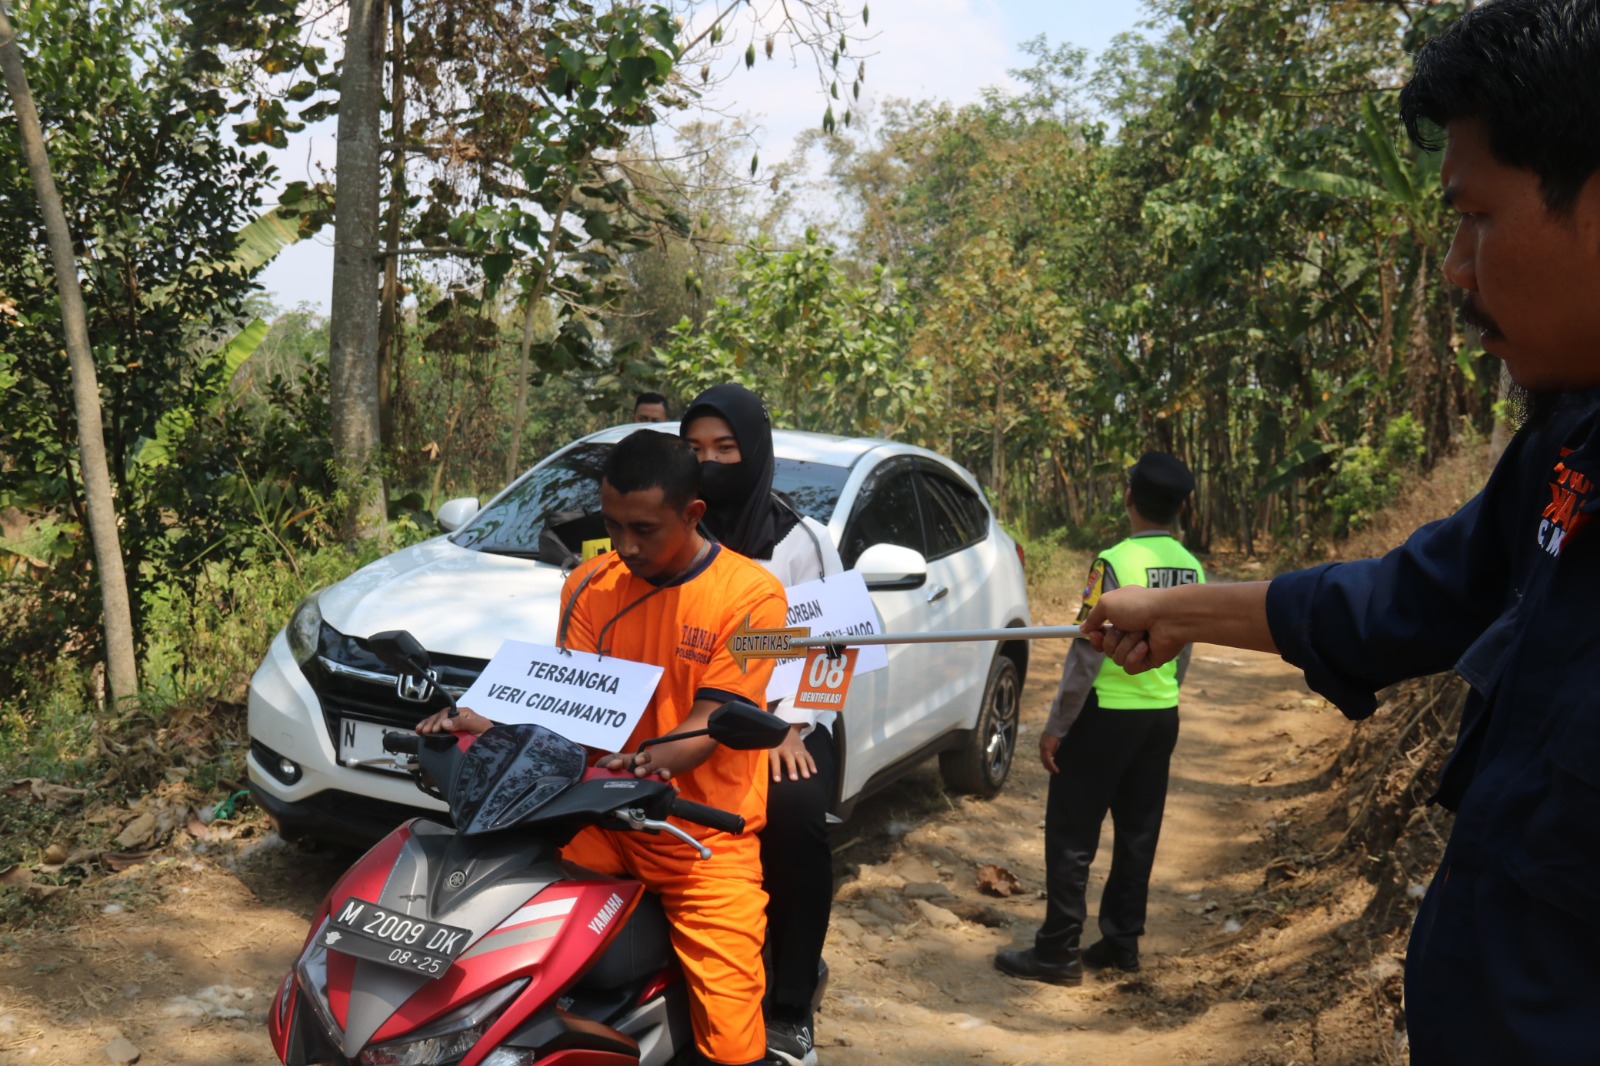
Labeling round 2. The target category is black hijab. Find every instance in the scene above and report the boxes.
[680,384,800,560]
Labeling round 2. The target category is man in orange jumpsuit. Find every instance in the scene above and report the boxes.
[423,429,785,1066]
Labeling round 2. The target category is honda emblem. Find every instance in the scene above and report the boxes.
[396,672,434,702]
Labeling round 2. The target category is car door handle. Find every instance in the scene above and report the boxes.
[925,583,949,604]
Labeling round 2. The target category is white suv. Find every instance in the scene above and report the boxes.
[247,426,1033,843]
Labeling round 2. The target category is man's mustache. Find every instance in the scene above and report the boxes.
[1457,297,1502,339]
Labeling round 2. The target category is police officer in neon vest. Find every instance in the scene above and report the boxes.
[997,452,1204,985]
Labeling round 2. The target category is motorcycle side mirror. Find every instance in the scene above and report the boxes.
[706,700,790,750]
[635,700,789,753]
[360,629,459,720]
[363,629,432,676]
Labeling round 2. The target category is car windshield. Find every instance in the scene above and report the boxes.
[451,441,850,556]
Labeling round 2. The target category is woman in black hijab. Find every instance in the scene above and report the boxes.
[680,383,799,562]
[681,383,839,1066]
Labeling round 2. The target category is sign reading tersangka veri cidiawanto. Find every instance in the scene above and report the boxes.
[458,640,663,750]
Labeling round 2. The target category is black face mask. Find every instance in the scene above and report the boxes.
[699,459,747,505]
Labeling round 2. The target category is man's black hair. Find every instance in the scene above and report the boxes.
[1400,0,1600,214]
[602,429,700,511]
[1127,452,1194,525]
[1130,483,1187,526]
[634,391,669,413]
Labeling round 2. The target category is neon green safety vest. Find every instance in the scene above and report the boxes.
[1082,533,1205,709]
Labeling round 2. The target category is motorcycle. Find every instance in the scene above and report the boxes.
[267,630,790,1066]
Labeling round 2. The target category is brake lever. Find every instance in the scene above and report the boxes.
[614,807,712,861]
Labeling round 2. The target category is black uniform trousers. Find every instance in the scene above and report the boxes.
[760,725,836,1019]
[1035,694,1179,960]
[1404,837,1600,1063]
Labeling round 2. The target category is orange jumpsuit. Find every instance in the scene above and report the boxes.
[557,545,784,1066]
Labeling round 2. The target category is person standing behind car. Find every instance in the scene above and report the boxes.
[681,384,840,1066]
[633,391,670,423]
[996,452,1203,986]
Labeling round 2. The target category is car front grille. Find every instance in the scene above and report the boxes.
[302,623,488,743]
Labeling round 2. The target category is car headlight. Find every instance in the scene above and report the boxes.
[357,980,526,1065]
[287,594,324,666]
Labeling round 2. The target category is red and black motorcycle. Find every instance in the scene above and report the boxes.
[267,630,788,1066]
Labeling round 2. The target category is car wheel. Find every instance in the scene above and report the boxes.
[939,653,1019,798]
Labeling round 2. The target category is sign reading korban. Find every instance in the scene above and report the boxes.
[766,571,887,701]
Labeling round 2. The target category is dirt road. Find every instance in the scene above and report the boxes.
[0,642,1379,1066]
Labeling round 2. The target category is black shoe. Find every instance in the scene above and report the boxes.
[766,1015,818,1066]
[1081,938,1140,973]
[994,947,1083,986]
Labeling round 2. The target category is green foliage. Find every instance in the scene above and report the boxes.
[404,4,688,377]
[0,537,393,794]
[138,546,376,712]
[1325,413,1428,538]
[652,229,922,437]
[804,4,1489,549]
[0,0,290,656]
[388,287,614,499]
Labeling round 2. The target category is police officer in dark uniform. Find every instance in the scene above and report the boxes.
[1081,3,1600,1059]
[996,452,1203,985]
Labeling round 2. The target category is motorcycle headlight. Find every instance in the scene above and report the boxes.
[356,979,526,1066]
[295,917,342,1044]
[478,1052,537,1066]
[287,594,324,666]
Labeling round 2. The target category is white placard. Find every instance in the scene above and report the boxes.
[767,571,888,701]
[458,640,663,751]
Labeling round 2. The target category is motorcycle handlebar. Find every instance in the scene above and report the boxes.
[668,797,745,836]
[382,731,422,755]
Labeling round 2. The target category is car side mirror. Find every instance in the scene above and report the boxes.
[855,542,928,591]
[437,497,481,532]
[706,701,790,750]
[363,629,432,676]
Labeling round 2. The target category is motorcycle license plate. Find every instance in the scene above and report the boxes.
[323,897,472,980]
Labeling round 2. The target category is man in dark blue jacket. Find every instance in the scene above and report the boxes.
[1083,2,1600,1061]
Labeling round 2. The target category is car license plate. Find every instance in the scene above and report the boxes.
[337,717,414,775]
[323,897,472,980]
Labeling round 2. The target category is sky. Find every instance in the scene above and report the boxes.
[256,0,1152,311]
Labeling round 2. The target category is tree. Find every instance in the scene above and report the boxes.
[316,0,871,528]
[329,0,388,541]
[0,0,300,695]
[653,228,921,437]
[912,233,1084,522]
[0,0,136,702]
[788,3,1486,550]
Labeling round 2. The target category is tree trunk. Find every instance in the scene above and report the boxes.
[0,2,139,703]
[507,292,539,484]
[376,0,405,452]
[505,150,588,484]
[329,0,389,542]
[991,371,1006,522]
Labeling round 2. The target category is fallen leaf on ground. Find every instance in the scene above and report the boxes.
[115,812,158,850]
[6,777,90,809]
[101,850,158,872]
[976,864,1023,897]
[0,864,68,899]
